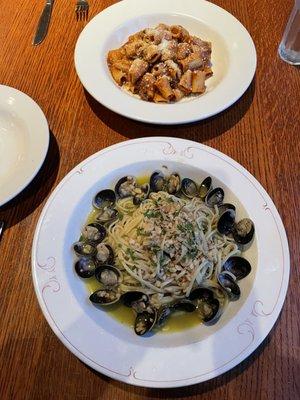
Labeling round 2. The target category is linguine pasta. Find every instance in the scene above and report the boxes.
[105,191,240,309]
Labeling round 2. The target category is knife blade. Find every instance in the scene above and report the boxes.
[33,0,54,45]
[0,221,4,241]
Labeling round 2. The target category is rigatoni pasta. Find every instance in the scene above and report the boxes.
[107,24,212,103]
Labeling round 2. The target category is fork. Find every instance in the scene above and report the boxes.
[75,0,89,21]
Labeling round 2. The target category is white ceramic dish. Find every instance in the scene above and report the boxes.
[74,0,256,124]
[32,137,289,388]
[0,85,49,206]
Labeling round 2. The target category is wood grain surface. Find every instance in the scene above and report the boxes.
[0,0,299,399]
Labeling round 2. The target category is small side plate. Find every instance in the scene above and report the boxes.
[0,85,49,206]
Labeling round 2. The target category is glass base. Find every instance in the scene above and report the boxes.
[278,43,300,65]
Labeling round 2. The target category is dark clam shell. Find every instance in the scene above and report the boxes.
[81,223,106,244]
[121,291,149,312]
[134,310,157,336]
[166,173,181,195]
[199,177,212,200]
[95,243,114,265]
[188,287,214,301]
[150,171,181,194]
[73,241,96,258]
[75,258,97,278]
[197,297,220,323]
[93,189,116,210]
[223,256,251,280]
[218,203,236,215]
[157,306,172,326]
[172,299,196,312]
[150,171,166,192]
[217,209,236,235]
[181,178,198,198]
[206,187,224,207]
[95,265,122,287]
[115,176,136,198]
[133,183,150,205]
[95,207,118,224]
[233,218,255,245]
[217,272,240,301]
[89,288,120,305]
[189,287,220,322]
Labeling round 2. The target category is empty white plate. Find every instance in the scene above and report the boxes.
[0,85,49,206]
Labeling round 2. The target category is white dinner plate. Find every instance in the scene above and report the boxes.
[32,137,289,388]
[74,0,256,124]
[0,85,49,206]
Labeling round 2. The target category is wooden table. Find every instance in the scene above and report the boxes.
[0,0,299,398]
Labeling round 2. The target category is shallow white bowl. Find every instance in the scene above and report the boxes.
[32,137,289,388]
[75,0,256,124]
[0,85,49,206]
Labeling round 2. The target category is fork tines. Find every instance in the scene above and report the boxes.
[75,0,89,21]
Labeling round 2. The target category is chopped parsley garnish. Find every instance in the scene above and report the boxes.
[151,245,161,253]
[125,248,137,261]
[177,224,184,232]
[187,237,195,246]
[159,251,170,266]
[187,247,198,259]
[136,227,150,237]
[118,213,124,221]
[144,210,161,219]
[185,222,194,232]
[136,227,144,235]
[178,222,194,233]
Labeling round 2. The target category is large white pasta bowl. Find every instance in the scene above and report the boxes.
[32,138,289,387]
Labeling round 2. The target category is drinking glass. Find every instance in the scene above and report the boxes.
[278,0,300,65]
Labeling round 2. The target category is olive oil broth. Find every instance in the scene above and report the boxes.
[85,276,201,333]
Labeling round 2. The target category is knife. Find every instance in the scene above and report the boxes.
[33,0,54,45]
[0,221,4,241]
